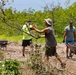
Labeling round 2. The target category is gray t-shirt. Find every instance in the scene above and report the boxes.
[64,25,76,40]
[45,27,57,47]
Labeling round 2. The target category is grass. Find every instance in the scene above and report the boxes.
[0,35,22,43]
[0,51,4,61]
[56,37,63,43]
[0,35,63,43]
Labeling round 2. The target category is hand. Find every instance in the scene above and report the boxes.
[31,26,36,30]
[63,39,65,43]
[74,39,76,42]
[30,26,35,30]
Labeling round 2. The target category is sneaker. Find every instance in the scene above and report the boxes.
[61,63,66,68]
[66,56,69,59]
[23,54,25,57]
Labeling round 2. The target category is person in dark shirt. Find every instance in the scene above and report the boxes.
[33,18,65,67]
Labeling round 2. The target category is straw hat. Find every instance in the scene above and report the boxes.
[44,18,52,25]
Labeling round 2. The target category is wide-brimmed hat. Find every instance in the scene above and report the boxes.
[44,18,52,25]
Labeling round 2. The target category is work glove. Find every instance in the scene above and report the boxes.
[74,39,76,42]
[30,26,35,30]
[63,39,65,43]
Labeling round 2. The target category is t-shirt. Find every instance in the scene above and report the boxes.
[64,25,76,40]
[22,24,32,40]
[45,26,57,47]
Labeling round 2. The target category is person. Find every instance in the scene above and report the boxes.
[22,20,33,57]
[33,18,65,66]
[63,20,76,58]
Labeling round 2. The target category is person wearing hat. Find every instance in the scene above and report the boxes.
[63,20,76,59]
[22,20,33,57]
[33,18,65,67]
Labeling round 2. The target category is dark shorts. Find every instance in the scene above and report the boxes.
[22,39,32,47]
[45,46,57,56]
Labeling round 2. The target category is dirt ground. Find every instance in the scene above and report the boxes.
[1,42,76,75]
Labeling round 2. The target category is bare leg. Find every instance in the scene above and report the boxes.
[55,53,66,68]
[45,55,49,62]
[30,44,33,52]
[55,53,63,64]
[46,56,49,61]
[66,46,69,58]
[22,46,25,56]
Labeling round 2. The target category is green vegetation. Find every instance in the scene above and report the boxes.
[0,34,63,43]
[0,51,4,61]
[0,35,22,43]
[0,1,75,75]
[0,59,21,75]
[0,2,76,42]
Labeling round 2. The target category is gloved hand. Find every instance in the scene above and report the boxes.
[30,26,35,30]
[74,39,76,42]
[63,39,65,43]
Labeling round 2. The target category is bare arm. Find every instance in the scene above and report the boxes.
[34,27,49,33]
[34,27,50,38]
[74,32,76,41]
[63,31,66,42]
[39,35,45,38]
[63,31,66,38]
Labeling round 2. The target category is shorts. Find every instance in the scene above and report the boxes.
[66,40,74,47]
[45,46,57,56]
[66,40,74,44]
[22,39,32,46]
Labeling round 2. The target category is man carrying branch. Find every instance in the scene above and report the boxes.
[32,18,65,67]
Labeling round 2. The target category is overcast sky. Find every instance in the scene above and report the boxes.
[0,0,76,12]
